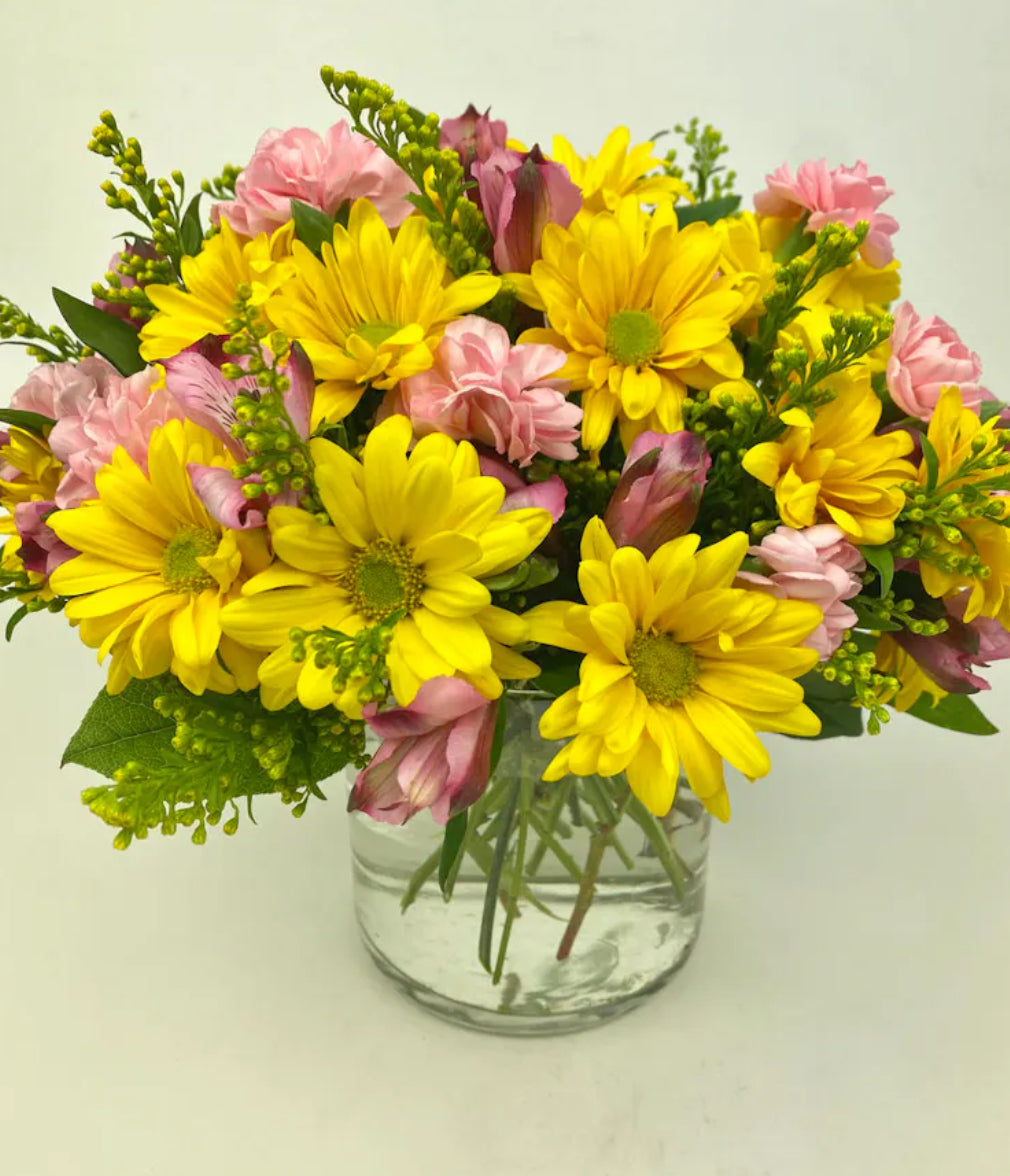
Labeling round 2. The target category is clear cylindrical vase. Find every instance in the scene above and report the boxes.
[349,692,711,1035]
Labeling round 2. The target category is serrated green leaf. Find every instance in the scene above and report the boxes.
[291,199,337,256]
[179,193,204,257]
[52,288,144,376]
[437,811,468,895]
[676,195,741,228]
[919,434,940,493]
[860,544,894,597]
[907,692,998,735]
[61,678,176,775]
[0,407,54,436]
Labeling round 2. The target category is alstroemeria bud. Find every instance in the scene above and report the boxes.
[473,146,582,274]
[439,104,508,176]
[603,430,710,556]
[895,593,1010,693]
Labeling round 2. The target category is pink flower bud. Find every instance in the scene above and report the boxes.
[603,431,710,556]
[439,104,508,174]
[349,678,499,825]
[13,500,76,576]
[736,524,865,659]
[473,146,582,273]
[885,302,990,421]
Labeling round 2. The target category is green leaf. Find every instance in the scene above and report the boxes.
[179,193,204,257]
[796,671,864,739]
[52,288,144,376]
[773,214,814,263]
[437,811,468,896]
[907,692,998,735]
[61,677,176,775]
[860,544,895,597]
[533,650,581,698]
[919,434,940,493]
[291,199,337,256]
[4,604,28,642]
[676,194,740,227]
[488,699,508,777]
[980,399,1007,423]
[849,596,903,632]
[0,407,54,436]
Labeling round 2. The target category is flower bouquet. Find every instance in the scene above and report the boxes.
[2,65,1008,1032]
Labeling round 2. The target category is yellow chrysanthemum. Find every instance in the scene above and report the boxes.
[520,198,748,452]
[219,414,551,714]
[713,210,777,320]
[0,427,62,521]
[139,219,296,361]
[525,520,821,820]
[48,420,269,695]
[874,635,946,712]
[551,127,692,213]
[265,199,500,428]
[742,375,916,545]
[912,387,1010,624]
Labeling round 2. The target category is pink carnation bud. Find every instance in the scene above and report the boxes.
[885,301,990,421]
[349,678,499,826]
[603,431,710,556]
[439,104,508,175]
[397,316,580,467]
[13,500,76,576]
[754,158,899,267]
[736,524,865,659]
[473,145,582,274]
[211,122,415,237]
[896,593,1010,694]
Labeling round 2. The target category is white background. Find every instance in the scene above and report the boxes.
[2,2,1009,1173]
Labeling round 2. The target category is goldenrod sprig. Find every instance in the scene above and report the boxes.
[319,66,492,275]
[819,639,896,735]
[656,118,736,200]
[769,311,894,411]
[290,615,403,710]
[0,294,84,362]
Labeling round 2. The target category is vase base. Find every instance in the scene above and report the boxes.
[358,920,701,1037]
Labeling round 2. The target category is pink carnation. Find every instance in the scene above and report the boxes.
[885,301,990,421]
[395,316,580,467]
[737,524,865,659]
[11,357,181,509]
[212,122,416,237]
[754,159,899,267]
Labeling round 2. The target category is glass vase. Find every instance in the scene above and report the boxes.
[349,692,711,1035]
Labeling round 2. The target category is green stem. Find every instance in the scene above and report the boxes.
[399,846,442,912]
[584,778,635,869]
[492,776,533,984]
[526,778,573,876]
[556,823,612,962]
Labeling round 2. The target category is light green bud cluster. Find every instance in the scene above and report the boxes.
[0,294,84,363]
[819,639,897,735]
[290,618,400,710]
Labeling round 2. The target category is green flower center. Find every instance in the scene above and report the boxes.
[628,630,699,705]
[353,321,400,348]
[162,527,218,592]
[605,309,663,368]
[345,538,424,622]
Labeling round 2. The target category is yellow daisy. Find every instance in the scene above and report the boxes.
[520,198,748,452]
[139,218,296,362]
[911,386,1010,624]
[742,374,916,545]
[551,127,692,213]
[525,519,822,821]
[0,427,63,520]
[713,210,777,321]
[265,199,501,428]
[48,420,269,695]
[219,414,551,714]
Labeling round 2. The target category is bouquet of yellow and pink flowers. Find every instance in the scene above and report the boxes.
[2,65,1007,1030]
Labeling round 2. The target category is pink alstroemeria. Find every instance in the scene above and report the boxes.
[478,452,568,522]
[211,122,415,237]
[736,524,865,659]
[896,593,1010,694]
[886,301,990,421]
[439,104,508,176]
[473,146,582,273]
[349,678,499,826]
[13,501,76,576]
[11,356,181,509]
[163,341,314,529]
[754,158,899,267]
[604,431,710,556]
[396,316,580,467]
